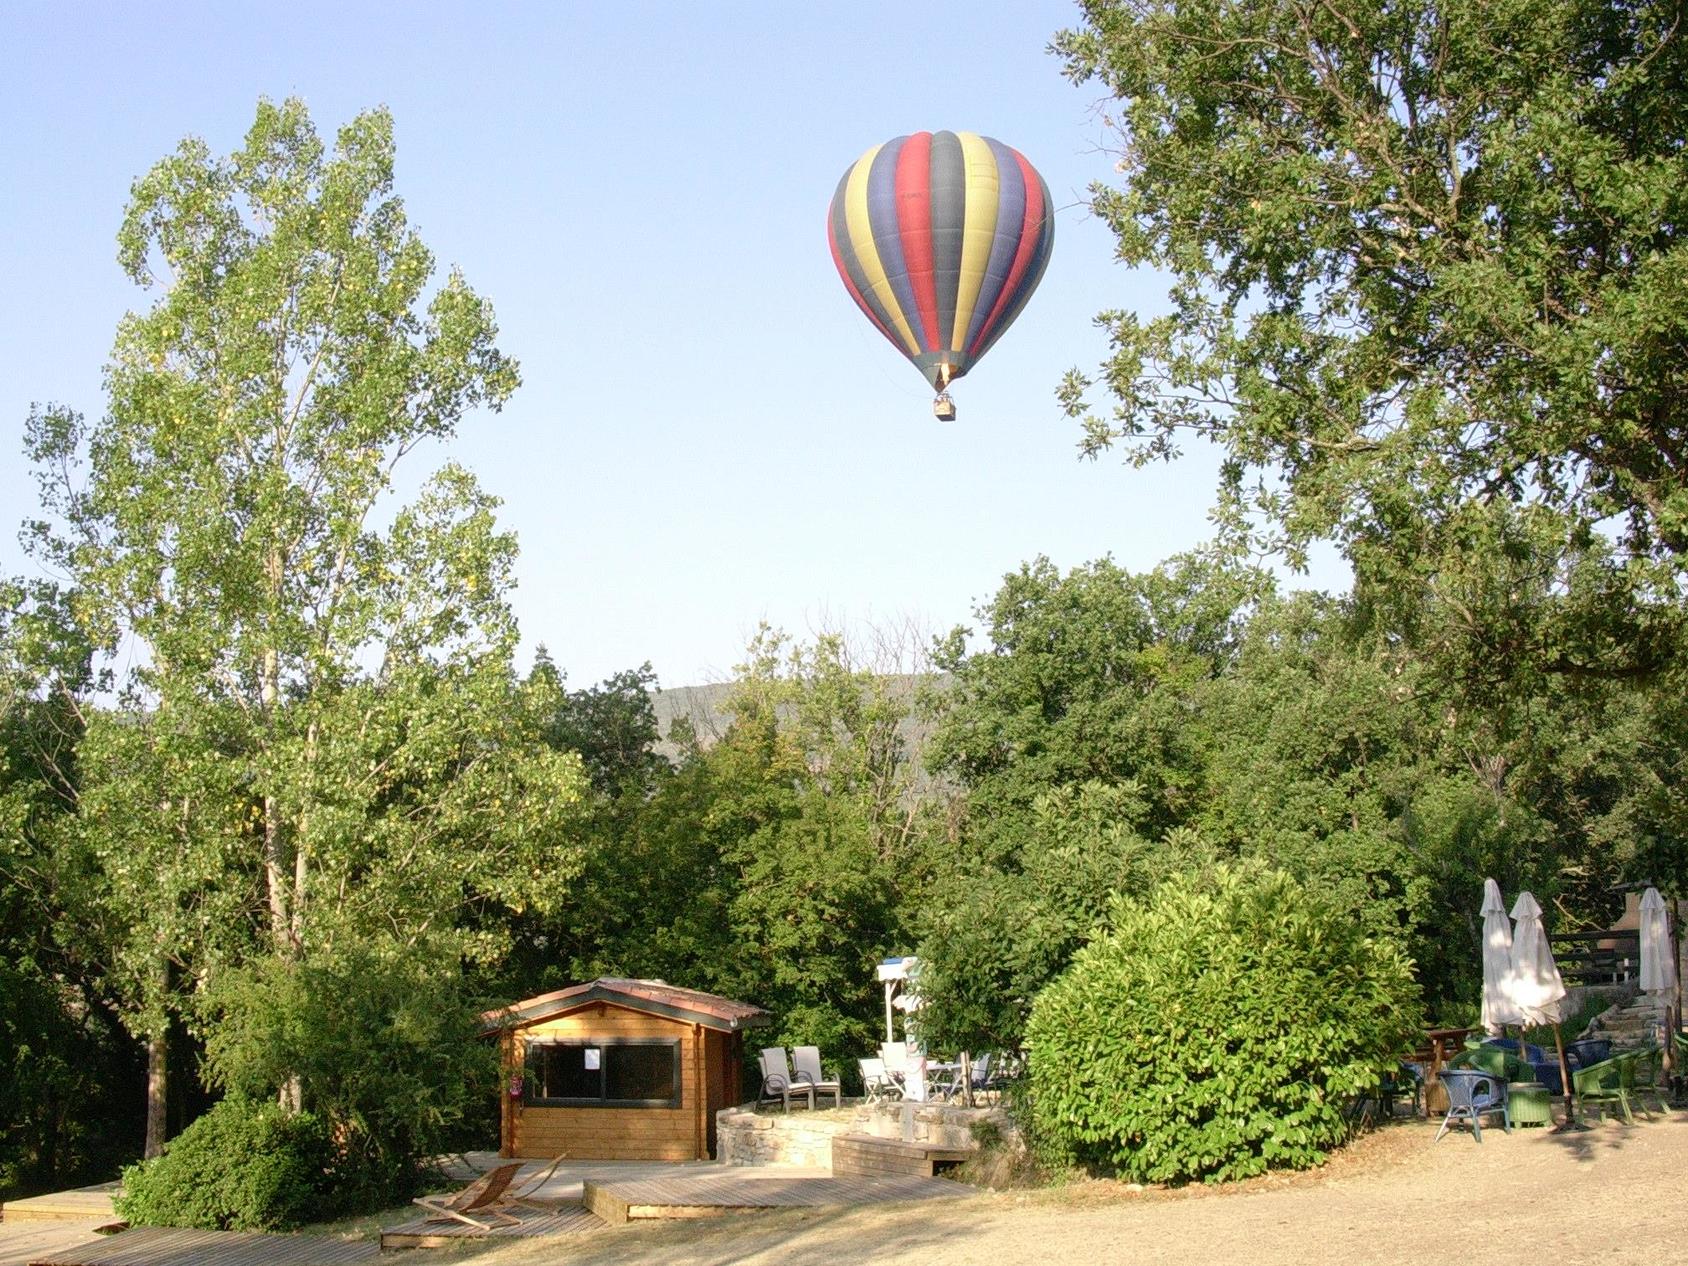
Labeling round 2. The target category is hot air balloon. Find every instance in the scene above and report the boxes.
[827,131,1054,421]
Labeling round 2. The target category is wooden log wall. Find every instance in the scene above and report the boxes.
[508,1001,704,1161]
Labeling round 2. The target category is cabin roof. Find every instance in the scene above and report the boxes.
[481,977,772,1034]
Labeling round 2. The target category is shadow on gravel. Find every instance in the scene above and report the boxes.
[1543,1100,1687,1162]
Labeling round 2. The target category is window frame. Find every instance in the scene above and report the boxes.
[522,1036,683,1109]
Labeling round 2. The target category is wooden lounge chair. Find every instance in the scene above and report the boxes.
[508,1153,568,1213]
[792,1046,843,1107]
[412,1161,524,1230]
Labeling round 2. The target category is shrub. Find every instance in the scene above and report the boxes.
[1026,863,1421,1184]
[117,1099,333,1230]
[202,945,496,1213]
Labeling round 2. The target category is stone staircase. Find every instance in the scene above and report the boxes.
[1580,990,1669,1049]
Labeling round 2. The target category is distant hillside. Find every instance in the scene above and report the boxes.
[649,675,945,772]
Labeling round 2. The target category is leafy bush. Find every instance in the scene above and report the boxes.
[117,1100,333,1230]
[1026,864,1421,1184]
[203,945,496,1213]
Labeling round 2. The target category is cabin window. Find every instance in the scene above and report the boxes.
[524,1038,682,1107]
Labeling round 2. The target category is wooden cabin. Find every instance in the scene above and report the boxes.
[482,978,770,1161]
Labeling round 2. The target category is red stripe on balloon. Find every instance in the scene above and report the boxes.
[968,148,1045,358]
[828,202,901,351]
[895,132,939,351]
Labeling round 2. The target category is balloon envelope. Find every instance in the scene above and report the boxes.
[827,131,1055,391]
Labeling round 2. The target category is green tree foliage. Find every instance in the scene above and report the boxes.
[532,651,667,796]
[917,553,1261,1051]
[1055,0,1688,665]
[918,549,1687,1051]
[927,553,1267,851]
[707,629,924,1055]
[16,97,584,1155]
[202,947,495,1208]
[1026,865,1422,1183]
[498,627,929,1065]
[0,586,142,1195]
[116,1100,335,1231]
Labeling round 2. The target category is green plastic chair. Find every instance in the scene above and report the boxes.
[1629,1044,1673,1110]
[1452,1046,1528,1083]
[1572,1053,1635,1124]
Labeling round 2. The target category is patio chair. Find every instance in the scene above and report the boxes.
[791,1046,843,1107]
[1481,1037,1548,1064]
[1435,1069,1511,1142]
[413,1161,524,1230]
[1570,1053,1635,1124]
[859,1056,903,1101]
[759,1047,815,1112]
[1565,1038,1612,1070]
[507,1153,568,1213]
[1378,1061,1422,1118]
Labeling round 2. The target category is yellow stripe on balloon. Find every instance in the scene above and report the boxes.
[845,145,921,357]
[950,131,1001,352]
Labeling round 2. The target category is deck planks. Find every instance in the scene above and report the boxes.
[0,1185,121,1225]
[582,1172,972,1225]
[27,1226,377,1266]
[0,1220,106,1266]
[379,1204,607,1249]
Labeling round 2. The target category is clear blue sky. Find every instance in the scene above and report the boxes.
[0,2,1345,688]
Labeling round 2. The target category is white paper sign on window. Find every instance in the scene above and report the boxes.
[584,1048,601,1071]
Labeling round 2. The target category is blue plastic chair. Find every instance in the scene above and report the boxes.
[1436,1068,1511,1142]
[1565,1038,1612,1070]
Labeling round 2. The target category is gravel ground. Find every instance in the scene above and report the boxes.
[467,1109,1688,1266]
[8,1110,1679,1266]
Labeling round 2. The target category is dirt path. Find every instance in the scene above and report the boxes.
[474,1111,1686,1266]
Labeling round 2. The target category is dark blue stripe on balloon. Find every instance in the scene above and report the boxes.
[928,131,965,359]
[963,138,1027,355]
[829,166,905,351]
[975,168,1055,362]
[865,137,924,353]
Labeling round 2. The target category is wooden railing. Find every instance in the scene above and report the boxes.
[1549,929,1641,986]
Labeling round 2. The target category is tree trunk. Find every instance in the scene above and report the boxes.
[144,1028,167,1159]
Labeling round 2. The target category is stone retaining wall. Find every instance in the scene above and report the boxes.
[717,1100,1019,1170]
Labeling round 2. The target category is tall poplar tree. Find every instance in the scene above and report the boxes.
[23,99,584,1153]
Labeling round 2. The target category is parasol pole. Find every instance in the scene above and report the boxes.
[1550,1021,1580,1130]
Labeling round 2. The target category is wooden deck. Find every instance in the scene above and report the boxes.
[0,1220,106,1266]
[0,1185,121,1225]
[27,1226,377,1266]
[582,1172,973,1225]
[379,1203,607,1250]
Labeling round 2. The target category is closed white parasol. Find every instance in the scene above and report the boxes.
[1639,886,1678,1081]
[1507,891,1566,1026]
[1508,890,1579,1127]
[1481,879,1521,1036]
[1639,887,1676,996]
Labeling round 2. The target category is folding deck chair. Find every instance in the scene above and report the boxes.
[412,1161,524,1230]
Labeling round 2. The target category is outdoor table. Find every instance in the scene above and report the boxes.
[1418,1027,1475,1116]
[925,1061,963,1101]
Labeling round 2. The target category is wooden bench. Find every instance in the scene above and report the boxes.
[831,1134,972,1179]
